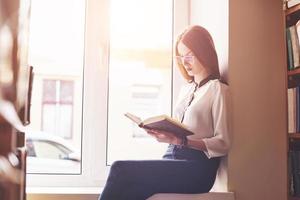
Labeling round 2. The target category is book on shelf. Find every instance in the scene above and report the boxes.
[287,0,300,8]
[290,25,300,69]
[288,88,297,133]
[287,27,295,70]
[290,149,300,197]
[286,21,300,70]
[289,151,295,196]
[124,112,194,138]
[288,138,300,196]
[287,86,300,133]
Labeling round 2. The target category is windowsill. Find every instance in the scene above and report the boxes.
[26,187,103,194]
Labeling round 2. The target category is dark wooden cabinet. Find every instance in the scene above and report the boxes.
[0,0,31,199]
[0,127,27,200]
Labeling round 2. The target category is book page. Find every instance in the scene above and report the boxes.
[124,112,142,126]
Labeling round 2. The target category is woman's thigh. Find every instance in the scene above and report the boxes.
[101,159,219,200]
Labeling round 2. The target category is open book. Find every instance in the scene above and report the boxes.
[124,112,194,138]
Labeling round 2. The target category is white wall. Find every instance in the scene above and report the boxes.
[190,0,229,82]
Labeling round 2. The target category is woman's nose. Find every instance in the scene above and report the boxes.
[183,59,190,66]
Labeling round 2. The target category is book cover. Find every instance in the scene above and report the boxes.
[291,150,300,196]
[287,0,300,8]
[287,28,295,70]
[289,25,300,68]
[124,112,194,138]
[289,151,295,196]
[288,88,297,133]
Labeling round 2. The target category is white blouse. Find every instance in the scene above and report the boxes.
[174,79,231,158]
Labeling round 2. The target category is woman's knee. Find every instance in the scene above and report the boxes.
[109,160,133,177]
[111,160,129,170]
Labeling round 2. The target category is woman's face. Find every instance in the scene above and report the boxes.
[177,41,206,77]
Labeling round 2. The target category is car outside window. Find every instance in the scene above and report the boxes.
[32,141,71,160]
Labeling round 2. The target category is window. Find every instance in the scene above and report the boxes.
[130,84,161,138]
[27,0,84,174]
[26,0,188,188]
[32,141,70,159]
[26,135,80,174]
[42,80,74,139]
[107,0,173,164]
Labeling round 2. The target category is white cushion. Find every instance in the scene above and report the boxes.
[147,192,234,200]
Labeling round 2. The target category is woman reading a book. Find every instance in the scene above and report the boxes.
[99,25,230,200]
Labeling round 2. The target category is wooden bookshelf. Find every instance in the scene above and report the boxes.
[288,68,300,88]
[290,197,300,200]
[289,133,300,139]
[285,3,300,200]
[286,4,300,16]
[288,68,300,76]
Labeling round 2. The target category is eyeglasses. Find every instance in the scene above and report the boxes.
[176,55,194,65]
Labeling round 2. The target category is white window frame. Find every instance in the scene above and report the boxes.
[26,0,189,190]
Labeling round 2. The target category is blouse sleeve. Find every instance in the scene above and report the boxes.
[202,83,231,158]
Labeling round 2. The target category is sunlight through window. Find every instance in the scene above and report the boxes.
[27,0,85,174]
[107,0,173,164]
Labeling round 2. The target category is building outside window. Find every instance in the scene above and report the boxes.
[42,80,74,139]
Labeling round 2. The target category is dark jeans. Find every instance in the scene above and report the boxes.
[99,145,220,200]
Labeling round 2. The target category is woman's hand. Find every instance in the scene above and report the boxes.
[144,128,182,145]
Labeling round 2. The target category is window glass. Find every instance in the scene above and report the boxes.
[32,141,68,159]
[43,80,56,102]
[107,0,173,164]
[27,0,85,174]
[60,81,74,103]
[41,80,74,138]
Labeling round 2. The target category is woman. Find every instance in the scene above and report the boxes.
[99,25,230,200]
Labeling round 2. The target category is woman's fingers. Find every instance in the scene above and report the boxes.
[145,129,170,135]
[144,128,161,135]
[144,128,156,135]
[143,128,179,144]
[144,129,160,138]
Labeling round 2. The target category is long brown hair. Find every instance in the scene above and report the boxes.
[175,25,220,82]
